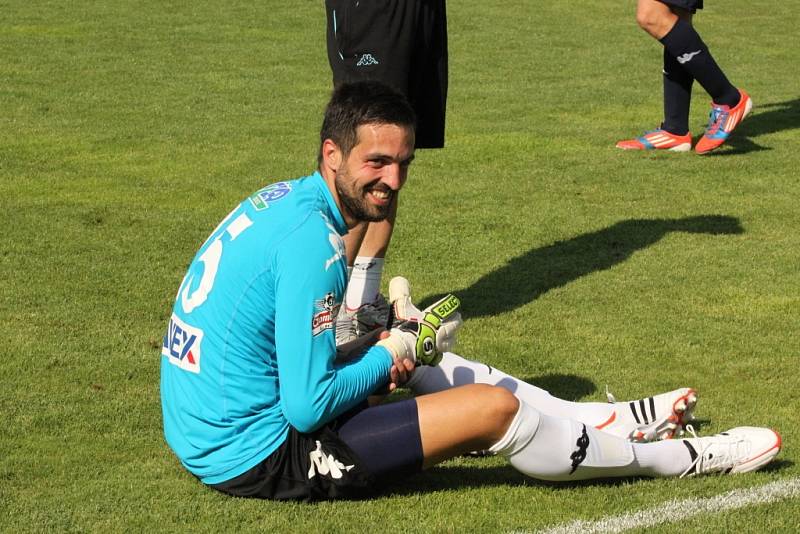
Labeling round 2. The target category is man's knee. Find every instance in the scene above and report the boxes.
[635,3,677,38]
[468,384,520,434]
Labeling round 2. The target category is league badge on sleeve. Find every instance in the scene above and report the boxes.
[311,292,340,337]
[248,182,292,211]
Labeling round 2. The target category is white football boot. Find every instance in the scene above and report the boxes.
[335,294,391,346]
[680,426,782,477]
[388,276,424,322]
[598,388,698,442]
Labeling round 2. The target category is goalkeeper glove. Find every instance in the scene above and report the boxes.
[377,277,463,366]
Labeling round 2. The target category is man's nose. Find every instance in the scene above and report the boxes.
[382,163,404,190]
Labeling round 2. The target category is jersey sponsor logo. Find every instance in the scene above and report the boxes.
[676,50,702,64]
[162,313,204,374]
[248,182,292,211]
[307,440,355,480]
[312,292,340,336]
[355,53,379,67]
[569,424,590,474]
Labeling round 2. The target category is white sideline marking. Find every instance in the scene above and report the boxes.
[539,477,800,534]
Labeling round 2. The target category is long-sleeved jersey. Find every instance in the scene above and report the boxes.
[160,172,392,484]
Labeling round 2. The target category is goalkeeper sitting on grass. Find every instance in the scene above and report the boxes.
[160,81,781,502]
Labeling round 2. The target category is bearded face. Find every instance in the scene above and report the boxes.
[330,123,414,225]
[334,165,395,222]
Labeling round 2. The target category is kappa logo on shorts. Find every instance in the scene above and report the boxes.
[162,313,204,374]
[307,440,355,480]
[311,292,340,336]
[248,182,292,211]
[356,53,380,67]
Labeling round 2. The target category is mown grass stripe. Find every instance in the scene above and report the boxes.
[539,477,800,534]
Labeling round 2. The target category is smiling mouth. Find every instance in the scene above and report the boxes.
[369,189,392,202]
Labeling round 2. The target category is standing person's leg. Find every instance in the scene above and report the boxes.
[637,0,737,105]
[336,200,398,345]
[618,0,751,153]
[325,1,418,342]
[407,0,448,149]
[641,0,752,154]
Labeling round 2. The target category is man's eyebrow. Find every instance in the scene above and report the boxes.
[363,153,416,164]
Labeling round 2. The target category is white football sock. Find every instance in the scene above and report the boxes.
[632,439,695,477]
[344,256,384,310]
[407,352,616,427]
[490,402,638,481]
[489,402,694,481]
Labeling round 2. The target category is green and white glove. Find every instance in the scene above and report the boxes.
[377,277,463,366]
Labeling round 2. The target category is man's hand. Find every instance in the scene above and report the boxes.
[377,278,463,366]
[388,355,415,391]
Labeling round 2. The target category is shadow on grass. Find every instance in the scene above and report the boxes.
[393,374,596,402]
[523,374,596,402]
[380,452,793,498]
[702,97,800,155]
[421,215,743,318]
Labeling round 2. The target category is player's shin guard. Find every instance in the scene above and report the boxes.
[489,402,638,481]
[659,19,738,107]
[662,48,693,136]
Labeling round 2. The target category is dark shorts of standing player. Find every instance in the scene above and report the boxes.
[325,0,448,149]
[657,0,703,12]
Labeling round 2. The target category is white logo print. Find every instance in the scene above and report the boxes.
[356,53,379,66]
[321,213,345,271]
[676,50,702,64]
[307,441,355,480]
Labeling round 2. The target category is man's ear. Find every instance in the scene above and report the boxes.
[321,139,343,173]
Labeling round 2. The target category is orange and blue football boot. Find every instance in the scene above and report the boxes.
[616,128,692,152]
[695,89,752,154]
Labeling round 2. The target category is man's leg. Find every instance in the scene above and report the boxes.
[342,217,394,309]
[636,0,738,106]
[339,385,779,483]
[635,0,751,153]
[662,47,694,136]
[485,395,781,481]
[336,200,397,345]
[619,0,749,152]
[617,1,694,151]
[407,352,695,441]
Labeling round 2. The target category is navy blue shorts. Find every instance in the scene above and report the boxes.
[325,0,448,148]
[658,0,703,12]
[209,399,423,501]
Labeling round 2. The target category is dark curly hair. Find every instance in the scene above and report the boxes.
[318,81,416,165]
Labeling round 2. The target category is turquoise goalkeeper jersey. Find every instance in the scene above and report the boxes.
[160,172,392,484]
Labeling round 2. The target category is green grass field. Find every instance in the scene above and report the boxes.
[2,1,798,531]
